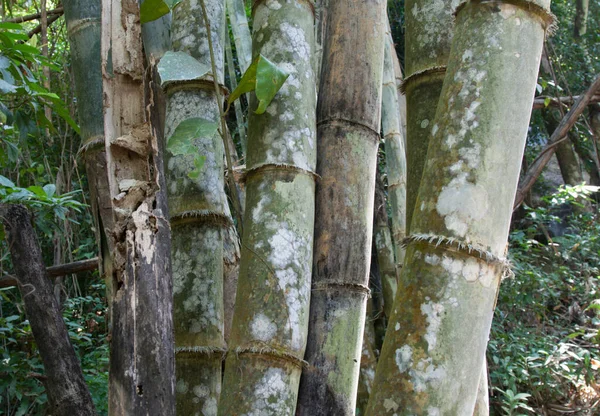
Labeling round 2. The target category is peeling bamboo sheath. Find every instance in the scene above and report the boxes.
[296,0,386,414]
[100,0,175,413]
[382,23,407,282]
[366,0,553,413]
[162,0,231,413]
[218,0,317,414]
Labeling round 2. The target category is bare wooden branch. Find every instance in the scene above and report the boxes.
[27,12,62,39]
[4,6,63,23]
[0,257,99,289]
[0,204,96,416]
[514,74,600,210]
[533,94,600,110]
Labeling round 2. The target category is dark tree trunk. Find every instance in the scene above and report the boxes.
[0,204,96,416]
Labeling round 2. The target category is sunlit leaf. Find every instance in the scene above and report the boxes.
[140,0,170,24]
[255,55,289,114]
[157,51,210,86]
[167,117,219,156]
[188,155,206,180]
[0,175,15,188]
[43,184,56,198]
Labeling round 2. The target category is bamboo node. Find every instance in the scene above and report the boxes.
[311,282,371,297]
[243,163,320,182]
[230,345,307,369]
[401,66,447,94]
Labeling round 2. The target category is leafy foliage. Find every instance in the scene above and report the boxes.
[489,187,600,414]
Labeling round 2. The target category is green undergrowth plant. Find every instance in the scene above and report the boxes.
[489,185,600,415]
[0,281,109,416]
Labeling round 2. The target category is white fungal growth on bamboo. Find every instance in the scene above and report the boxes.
[428,407,442,416]
[131,203,155,265]
[410,0,461,55]
[436,174,489,237]
[421,301,444,352]
[383,398,400,412]
[440,254,497,287]
[411,358,446,392]
[251,313,278,342]
[247,368,290,416]
[395,345,413,373]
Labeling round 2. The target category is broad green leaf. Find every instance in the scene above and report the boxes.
[227,56,259,110]
[27,186,47,198]
[0,22,23,31]
[227,54,289,115]
[11,43,39,56]
[140,0,170,24]
[167,117,219,156]
[0,55,9,70]
[157,51,211,86]
[544,97,552,107]
[255,55,289,114]
[43,184,56,198]
[0,175,15,188]
[188,155,206,180]
[0,78,16,93]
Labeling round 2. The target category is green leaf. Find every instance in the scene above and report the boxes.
[164,0,183,7]
[188,155,206,180]
[544,97,552,107]
[0,22,23,31]
[43,184,56,198]
[255,55,289,114]
[0,175,15,188]
[140,0,170,24]
[157,51,211,86]
[227,56,259,110]
[167,117,219,156]
[0,78,16,93]
[226,54,289,115]
[27,186,47,198]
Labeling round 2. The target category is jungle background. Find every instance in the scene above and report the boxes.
[0,0,600,414]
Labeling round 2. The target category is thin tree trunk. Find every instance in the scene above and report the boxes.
[218,1,316,414]
[101,1,175,414]
[296,0,386,414]
[382,21,407,279]
[162,0,230,413]
[374,171,397,320]
[225,37,247,155]
[403,0,458,231]
[0,204,96,416]
[356,298,379,415]
[514,74,600,210]
[543,109,585,186]
[366,0,552,413]
[574,0,589,38]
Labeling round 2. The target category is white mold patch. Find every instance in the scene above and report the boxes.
[436,174,489,238]
[383,398,400,412]
[395,345,413,373]
[265,0,281,10]
[247,368,290,416]
[251,313,278,342]
[411,358,447,393]
[421,302,444,352]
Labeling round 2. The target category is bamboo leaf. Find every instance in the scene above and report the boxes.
[255,55,289,114]
[157,51,210,86]
[140,0,170,24]
[0,22,23,31]
[227,54,289,114]
[167,117,219,157]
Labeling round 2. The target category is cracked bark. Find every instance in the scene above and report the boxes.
[101,1,175,414]
[0,204,96,416]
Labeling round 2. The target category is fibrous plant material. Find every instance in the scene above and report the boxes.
[161,0,232,413]
[403,0,459,230]
[0,204,96,416]
[374,172,397,319]
[365,0,553,413]
[296,0,386,413]
[100,0,175,413]
[217,0,316,414]
[382,22,407,278]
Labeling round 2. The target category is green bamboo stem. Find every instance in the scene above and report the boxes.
[225,0,251,73]
[356,298,379,415]
[163,0,229,413]
[218,0,316,414]
[382,23,407,277]
[296,0,386,414]
[403,0,459,231]
[365,0,553,413]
